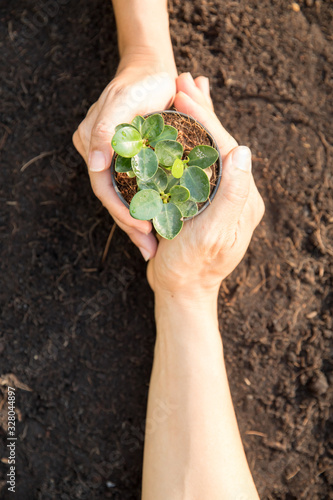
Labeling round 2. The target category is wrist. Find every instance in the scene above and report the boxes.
[154,288,218,312]
[154,289,223,357]
[114,1,176,76]
[154,288,220,332]
[118,47,177,79]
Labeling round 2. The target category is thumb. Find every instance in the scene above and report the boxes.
[88,103,134,173]
[208,146,252,233]
[174,91,238,157]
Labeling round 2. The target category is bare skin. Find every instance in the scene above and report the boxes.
[142,75,264,500]
[73,0,177,261]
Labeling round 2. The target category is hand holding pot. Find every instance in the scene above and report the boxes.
[147,73,265,300]
[73,0,177,261]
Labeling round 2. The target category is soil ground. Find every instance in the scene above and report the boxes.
[0,1,332,499]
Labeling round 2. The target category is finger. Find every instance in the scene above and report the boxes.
[86,102,97,118]
[112,214,158,261]
[88,72,176,174]
[174,91,238,157]
[235,194,265,263]
[89,169,152,235]
[241,177,265,230]
[194,76,210,97]
[206,146,252,235]
[74,102,101,161]
[87,103,134,173]
[176,73,212,112]
[194,76,214,111]
[73,89,158,240]
[74,126,154,238]
[72,129,86,161]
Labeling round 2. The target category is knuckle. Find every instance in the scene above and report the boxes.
[222,179,249,207]
[91,185,103,202]
[91,120,113,140]
[256,195,265,224]
[77,121,88,142]
[201,225,235,261]
[72,128,84,157]
[86,102,97,116]
[72,129,79,148]
[207,240,221,261]
[259,195,265,217]
[217,228,236,253]
[125,226,138,240]
[247,193,265,230]
[89,178,104,201]
[105,80,128,102]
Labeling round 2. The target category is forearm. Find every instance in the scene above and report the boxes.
[142,291,259,500]
[111,0,176,73]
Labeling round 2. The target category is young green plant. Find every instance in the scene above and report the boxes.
[111,114,219,240]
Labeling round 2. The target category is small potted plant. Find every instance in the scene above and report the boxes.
[110,111,222,240]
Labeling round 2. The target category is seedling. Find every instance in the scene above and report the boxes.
[111,114,219,240]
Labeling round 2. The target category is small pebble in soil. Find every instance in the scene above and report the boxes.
[308,371,329,396]
[323,329,332,339]
[287,351,298,364]
[292,2,301,11]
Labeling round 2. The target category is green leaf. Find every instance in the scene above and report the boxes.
[169,185,190,203]
[127,170,136,178]
[115,123,125,132]
[171,158,184,178]
[180,166,210,202]
[173,199,198,218]
[115,155,132,173]
[137,167,168,193]
[115,123,137,133]
[131,148,158,181]
[166,174,180,191]
[131,115,145,135]
[155,140,183,167]
[153,203,183,240]
[149,125,178,148]
[142,114,164,142]
[129,189,163,220]
[111,126,143,158]
[188,145,219,169]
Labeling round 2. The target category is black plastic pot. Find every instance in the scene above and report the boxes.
[110,110,222,221]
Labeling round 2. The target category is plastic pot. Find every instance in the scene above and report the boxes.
[110,110,222,221]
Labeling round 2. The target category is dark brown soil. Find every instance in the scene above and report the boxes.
[114,111,219,207]
[1,1,332,499]
[114,172,138,206]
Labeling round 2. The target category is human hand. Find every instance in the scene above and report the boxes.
[73,53,177,260]
[147,73,265,300]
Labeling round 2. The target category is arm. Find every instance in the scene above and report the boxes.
[142,73,264,499]
[143,295,259,500]
[113,0,176,74]
[73,0,177,261]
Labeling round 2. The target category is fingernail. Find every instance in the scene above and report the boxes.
[185,72,195,84]
[203,77,211,96]
[232,146,252,172]
[88,151,107,172]
[139,247,151,261]
[138,222,151,236]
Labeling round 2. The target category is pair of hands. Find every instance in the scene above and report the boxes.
[73,62,264,300]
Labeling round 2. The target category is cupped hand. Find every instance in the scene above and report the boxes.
[73,53,177,261]
[147,72,265,299]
